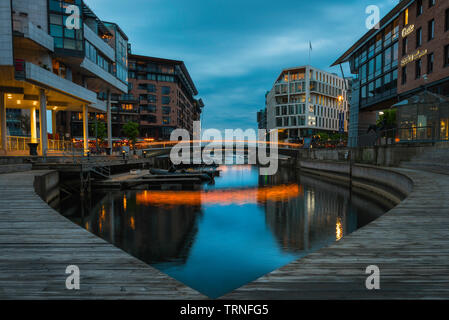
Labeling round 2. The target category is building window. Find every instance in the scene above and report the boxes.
[445,45,449,67]
[162,86,171,95]
[393,42,399,66]
[402,37,408,56]
[416,28,422,48]
[446,9,449,32]
[162,96,170,105]
[162,117,170,124]
[276,118,282,127]
[415,59,422,79]
[428,19,435,41]
[162,107,171,115]
[429,0,435,7]
[417,0,423,16]
[402,66,407,84]
[427,53,434,74]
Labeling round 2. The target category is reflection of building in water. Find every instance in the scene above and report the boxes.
[259,166,298,187]
[264,174,392,253]
[263,176,353,253]
[82,191,201,265]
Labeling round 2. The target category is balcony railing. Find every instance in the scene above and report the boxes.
[7,136,39,152]
[358,126,444,147]
[12,16,54,51]
[6,136,73,153]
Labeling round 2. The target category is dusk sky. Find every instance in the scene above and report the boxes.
[86,0,398,131]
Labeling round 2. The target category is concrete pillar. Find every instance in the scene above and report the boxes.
[30,107,37,143]
[52,110,57,138]
[83,104,89,155]
[0,92,7,154]
[106,89,112,151]
[39,89,48,156]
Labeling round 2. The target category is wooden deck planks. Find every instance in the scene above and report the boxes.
[0,170,206,300]
[222,168,449,300]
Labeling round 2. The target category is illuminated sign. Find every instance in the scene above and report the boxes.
[401,49,428,67]
[401,24,415,38]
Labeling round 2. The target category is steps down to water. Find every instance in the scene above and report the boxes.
[400,146,449,175]
[0,157,32,174]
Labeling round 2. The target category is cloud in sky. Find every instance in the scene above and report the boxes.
[86,0,397,131]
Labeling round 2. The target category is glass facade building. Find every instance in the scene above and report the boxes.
[336,11,403,147]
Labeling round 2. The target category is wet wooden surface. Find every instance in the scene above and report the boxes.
[222,168,449,299]
[0,170,206,299]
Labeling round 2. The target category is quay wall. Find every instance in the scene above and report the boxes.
[297,141,449,166]
[285,158,414,205]
[33,170,60,206]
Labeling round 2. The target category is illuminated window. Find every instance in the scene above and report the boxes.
[122,104,133,111]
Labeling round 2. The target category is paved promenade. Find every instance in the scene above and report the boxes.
[223,168,449,299]
[0,170,206,299]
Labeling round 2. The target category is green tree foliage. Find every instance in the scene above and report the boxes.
[95,121,107,143]
[377,109,397,129]
[122,121,139,147]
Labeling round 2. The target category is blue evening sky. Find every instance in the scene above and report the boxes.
[85,0,397,131]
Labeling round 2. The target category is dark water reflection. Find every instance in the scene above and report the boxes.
[59,165,394,298]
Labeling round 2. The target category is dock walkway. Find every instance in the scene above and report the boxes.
[0,170,206,299]
[223,168,449,299]
[2,167,449,299]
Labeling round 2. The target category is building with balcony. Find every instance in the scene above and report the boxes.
[333,0,449,146]
[266,66,349,141]
[0,0,128,155]
[110,54,203,141]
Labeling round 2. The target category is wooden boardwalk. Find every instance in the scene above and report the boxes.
[0,170,206,299]
[222,168,449,299]
[2,167,449,299]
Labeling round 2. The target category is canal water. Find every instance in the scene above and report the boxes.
[59,165,395,298]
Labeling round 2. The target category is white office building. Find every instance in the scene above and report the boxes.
[266,65,350,141]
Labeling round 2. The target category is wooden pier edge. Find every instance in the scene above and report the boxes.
[0,170,207,300]
[221,166,449,300]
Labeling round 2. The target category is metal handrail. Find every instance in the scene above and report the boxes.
[357,126,441,147]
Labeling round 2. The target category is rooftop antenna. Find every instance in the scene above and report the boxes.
[308,41,312,66]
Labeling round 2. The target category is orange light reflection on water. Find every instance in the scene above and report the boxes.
[136,184,302,208]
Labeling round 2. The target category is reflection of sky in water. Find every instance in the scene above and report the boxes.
[61,164,393,299]
[203,165,259,190]
[153,203,299,298]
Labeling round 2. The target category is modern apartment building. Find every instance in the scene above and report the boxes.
[110,54,203,141]
[333,0,449,146]
[266,66,349,141]
[0,0,128,155]
[257,108,267,130]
